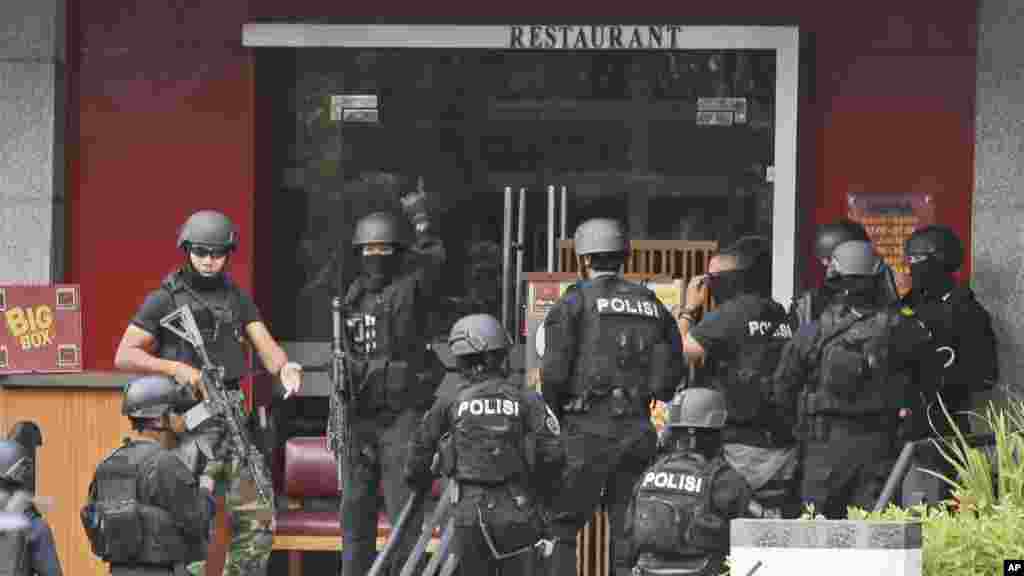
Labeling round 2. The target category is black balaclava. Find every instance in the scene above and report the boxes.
[468,266,500,309]
[706,270,747,303]
[909,258,953,301]
[362,251,402,291]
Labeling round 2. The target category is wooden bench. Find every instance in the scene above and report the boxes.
[273,436,442,576]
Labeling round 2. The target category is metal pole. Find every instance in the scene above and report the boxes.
[515,188,526,338]
[502,186,513,334]
[560,185,567,240]
[547,184,556,273]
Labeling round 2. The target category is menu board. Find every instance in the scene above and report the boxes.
[847,193,936,276]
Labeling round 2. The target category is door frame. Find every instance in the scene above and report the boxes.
[243,23,800,307]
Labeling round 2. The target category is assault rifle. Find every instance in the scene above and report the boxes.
[328,296,356,490]
[160,305,274,507]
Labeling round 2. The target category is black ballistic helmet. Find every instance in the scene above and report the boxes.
[0,441,30,488]
[448,314,512,357]
[122,375,196,421]
[815,219,870,260]
[828,241,883,277]
[667,388,728,430]
[573,218,628,256]
[177,210,239,251]
[352,212,410,248]
[905,225,963,273]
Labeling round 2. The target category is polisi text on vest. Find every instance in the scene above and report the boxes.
[596,297,660,318]
[457,398,520,418]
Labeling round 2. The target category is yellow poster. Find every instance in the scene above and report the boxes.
[651,281,682,309]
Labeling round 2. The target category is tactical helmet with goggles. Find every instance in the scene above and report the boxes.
[905,225,963,273]
[177,210,238,253]
[827,241,883,278]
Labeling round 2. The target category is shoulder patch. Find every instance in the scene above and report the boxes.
[544,404,561,435]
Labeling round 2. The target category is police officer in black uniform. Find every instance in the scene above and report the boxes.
[405,313,564,575]
[0,440,62,576]
[336,186,446,576]
[541,218,685,576]
[772,240,932,518]
[625,388,767,576]
[676,236,799,517]
[114,210,301,575]
[789,219,900,328]
[899,225,998,506]
[82,375,211,575]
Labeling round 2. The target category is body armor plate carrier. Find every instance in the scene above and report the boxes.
[633,453,728,560]
[570,278,672,412]
[81,441,189,565]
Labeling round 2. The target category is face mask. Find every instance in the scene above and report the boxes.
[183,261,227,291]
[469,269,500,305]
[909,259,949,298]
[706,270,745,303]
[363,254,399,288]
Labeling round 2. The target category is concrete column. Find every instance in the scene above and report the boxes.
[0,0,65,283]
[973,0,1024,400]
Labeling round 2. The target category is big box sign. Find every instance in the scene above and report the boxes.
[0,285,84,374]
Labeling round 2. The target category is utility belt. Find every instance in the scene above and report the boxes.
[800,412,896,442]
[634,553,720,576]
[450,480,548,561]
[109,562,188,575]
[350,357,435,416]
[562,387,650,418]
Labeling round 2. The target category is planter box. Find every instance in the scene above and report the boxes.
[730,519,922,576]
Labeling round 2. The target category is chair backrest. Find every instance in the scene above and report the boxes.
[283,436,339,499]
[558,239,718,279]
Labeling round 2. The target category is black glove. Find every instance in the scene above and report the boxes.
[403,467,433,493]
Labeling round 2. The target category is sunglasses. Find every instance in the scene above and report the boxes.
[190,246,229,259]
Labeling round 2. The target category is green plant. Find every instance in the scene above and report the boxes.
[846,395,1024,575]
[723,396,1024,576]
[922,394,1024,513]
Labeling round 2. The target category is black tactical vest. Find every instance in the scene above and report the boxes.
[569,277,669,405]
[447,377,527,485]
[632,452,728,559]
[82,440,189,565]
[711,298,792,427]
[806,307,905,417]
[159,270,247,382]
[345,274,434,413]
[0,526,29,576]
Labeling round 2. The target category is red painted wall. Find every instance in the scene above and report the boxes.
[68,0,978,369]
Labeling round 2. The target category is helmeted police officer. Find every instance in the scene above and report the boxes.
[625,388,759,576]
[899,225,998,506]
[789,219,900,328]
[335,187,447,576]
[405,314,564,575]
[772,240,932,518]
[0,440,62,576]
[115,210,300,576]
[541,218,684,576]
[676,236,799,517]
[82,375,211,575]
